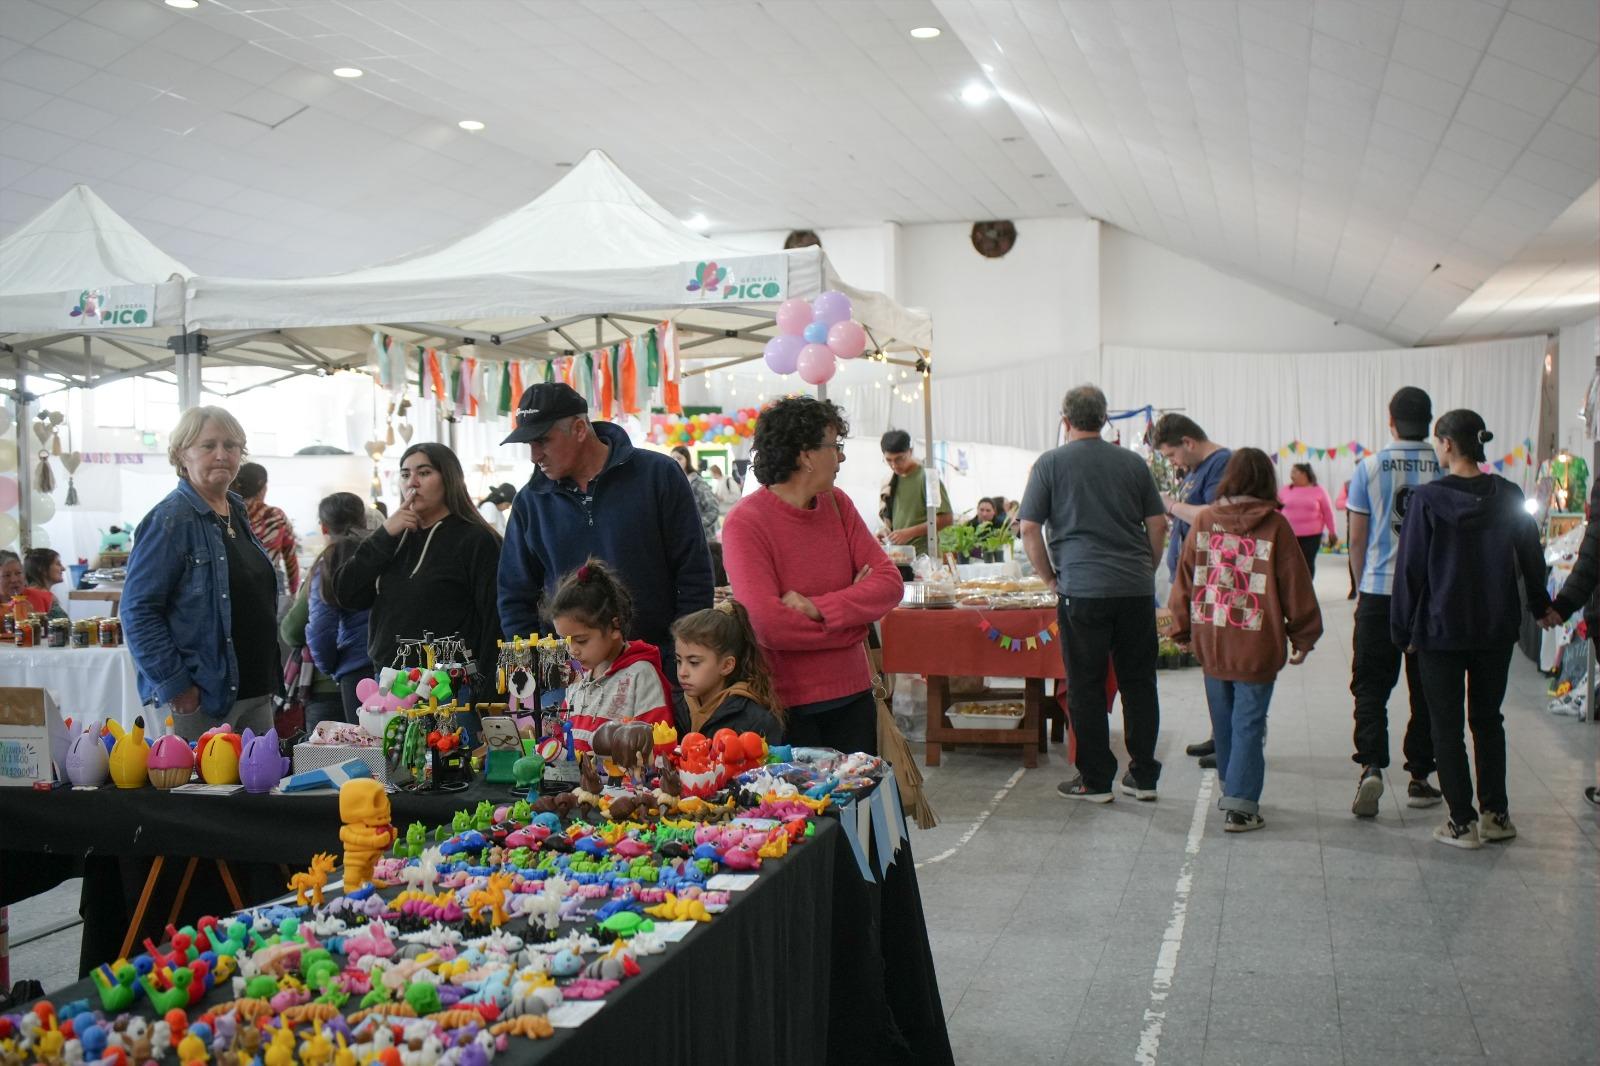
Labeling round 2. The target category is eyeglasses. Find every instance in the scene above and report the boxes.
[830,441,846,456]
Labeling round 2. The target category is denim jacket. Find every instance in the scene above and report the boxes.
[123,478,270,716]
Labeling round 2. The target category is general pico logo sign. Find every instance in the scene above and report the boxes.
[63,284,156,328]
[680,254,789,304]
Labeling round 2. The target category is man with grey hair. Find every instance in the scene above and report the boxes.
[1019,385,1169,802]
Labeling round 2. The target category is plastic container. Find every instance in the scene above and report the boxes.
[947,709,1024,730]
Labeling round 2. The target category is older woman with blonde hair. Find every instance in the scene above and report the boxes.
[123,406,279,740]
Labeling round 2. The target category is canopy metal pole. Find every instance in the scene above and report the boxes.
[169,332,205,411]
[15,352,32,553]
[922,351,936,556]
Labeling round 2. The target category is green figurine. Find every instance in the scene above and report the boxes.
[140,967,194,1013]
[92,962,138,1012]
[509,799,532,823]
[512,753,545,794]
[395,822,426,859]
[404,980,442,1016]
[471,800,495,832]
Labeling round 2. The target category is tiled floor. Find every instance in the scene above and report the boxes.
[914,567,1600,1065]
[7,570,1597,1064]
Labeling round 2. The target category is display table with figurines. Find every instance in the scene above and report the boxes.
[1,734,952,1066]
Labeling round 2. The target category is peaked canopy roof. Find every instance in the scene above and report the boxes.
[187,149,932,358]
[0,184,189,333]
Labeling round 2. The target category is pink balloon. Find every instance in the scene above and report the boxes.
[355,678,379,702]
[0,477,15,512]
[775,298,814,337]
[796,344,837,385]
[763,334,803,375]
[812,290,853,326]
[826,319,866,359]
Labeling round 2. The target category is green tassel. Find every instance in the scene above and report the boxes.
[498,364,512,415]
[645,328,660,387]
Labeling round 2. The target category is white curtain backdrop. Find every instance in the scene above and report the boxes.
[877,337,1546,494]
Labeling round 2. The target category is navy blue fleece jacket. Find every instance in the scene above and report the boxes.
[1390,474,1549,651]
[497,421,714,647]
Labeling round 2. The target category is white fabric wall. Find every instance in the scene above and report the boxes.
[1559,316,1598,455]
[1101,227,1394,353]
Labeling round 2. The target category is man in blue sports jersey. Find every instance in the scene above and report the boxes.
[1346,386,1444,817]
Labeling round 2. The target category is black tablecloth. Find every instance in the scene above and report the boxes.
[1,780,951,1065]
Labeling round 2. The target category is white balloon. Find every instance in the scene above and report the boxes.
[0,440,16,473]
[0,513,17,548]
[28,526,49,550]
[30,493,55,524]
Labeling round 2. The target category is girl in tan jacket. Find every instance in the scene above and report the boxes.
[1169,448,1324,832]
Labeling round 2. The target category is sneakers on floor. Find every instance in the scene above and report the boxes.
[1406,777,1444,808]
[1057,780,1113,803]
[1433,818,1482,849]
[1586,786,1600,808]
[1352,766,1384,818]
[1479,810,1517,842]
[1185,738,1216,757]
[1198,753,1217,769]
[1224,811,1265,833]
[1120,772,1158,801]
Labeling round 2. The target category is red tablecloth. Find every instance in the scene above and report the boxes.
[881,607,1065,678]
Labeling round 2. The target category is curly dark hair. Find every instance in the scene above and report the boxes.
[750,397,849,486]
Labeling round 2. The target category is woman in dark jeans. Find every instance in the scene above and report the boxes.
[1391,409,1552,849]
[1542,479,1600,807]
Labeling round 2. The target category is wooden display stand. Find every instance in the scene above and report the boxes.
[924,677,1058,768]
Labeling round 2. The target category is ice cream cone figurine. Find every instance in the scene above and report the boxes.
[338,778,395,892]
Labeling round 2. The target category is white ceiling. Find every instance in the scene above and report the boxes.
[933,0,1599,343]
[0,0,1073,278]
[0,0,1596,345]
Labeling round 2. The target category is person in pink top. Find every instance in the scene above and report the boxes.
[1279,463,1338,579]
[721,397,904,754]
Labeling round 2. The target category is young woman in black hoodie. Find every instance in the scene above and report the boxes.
[1391,410,1551,849]
[335,442,503,701]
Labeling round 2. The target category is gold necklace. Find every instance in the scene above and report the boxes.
[215,509,236,538]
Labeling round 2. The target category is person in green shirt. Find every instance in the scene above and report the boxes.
[878,429,952,557]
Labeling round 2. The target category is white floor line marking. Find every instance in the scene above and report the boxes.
[915,767,1027,867]
[1135,768,1215,1066]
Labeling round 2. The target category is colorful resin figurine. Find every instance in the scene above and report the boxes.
[338,778,395,891]
[106,716,149,789]
[64,720,110,787]
[196,725,242,785]
[511,752,545,795]
[147,734,195,790]
[239,726,288,793]
[288,853,338,906]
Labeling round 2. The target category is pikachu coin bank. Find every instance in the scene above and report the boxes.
[106,716,150,789]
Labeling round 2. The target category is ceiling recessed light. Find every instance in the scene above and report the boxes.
[1031,173,1048,179]
[909,26,941,39]
[164,0,199,8]
[554,161,573,167]
[960,82,993,105]
[684,213,710,231]
[332,67,363,78]
[457,119,484,131]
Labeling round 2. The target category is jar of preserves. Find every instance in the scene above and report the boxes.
[98,618,119,647]
[47,618,69,648]
[71,620,92,648]
[15,615,33,648]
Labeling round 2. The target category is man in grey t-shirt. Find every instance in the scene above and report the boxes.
[1020,384,1168,803]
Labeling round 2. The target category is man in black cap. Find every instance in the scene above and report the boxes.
[496,382,713,722]
[1346,385,1444,817]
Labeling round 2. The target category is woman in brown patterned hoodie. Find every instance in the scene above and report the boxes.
[1168,448,1323,833]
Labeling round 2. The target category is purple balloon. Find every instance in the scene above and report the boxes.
[763,334,803,375]
[796,343,837,385]
[802,320,829,344]
[775,298,814,337]
[812,290,853,327]
[826,319,866,359]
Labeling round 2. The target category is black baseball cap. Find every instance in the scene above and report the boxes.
[1389,386,1432,438]
[502,382,588,444]
[481,483,516,507]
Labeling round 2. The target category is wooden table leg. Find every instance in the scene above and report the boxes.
[215,861,245,913]
[119,855,164,962]
[164,858,199,929]
[924,675,947,766]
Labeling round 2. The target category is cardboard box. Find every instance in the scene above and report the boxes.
[0,687,65,787]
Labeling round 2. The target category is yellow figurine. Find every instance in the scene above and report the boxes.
[176,1031,209,1063]
[338,778,395,892]
[287,852,339,906]
[298,1029,334,1066]
[262,1026,296,1066]
[106,716,149,789]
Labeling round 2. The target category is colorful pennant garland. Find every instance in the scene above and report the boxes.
[977,617,1061,652]
[1276,437,1536,470]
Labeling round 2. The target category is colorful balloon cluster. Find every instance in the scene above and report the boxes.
[651,408,761,447]
[762,290,866,386]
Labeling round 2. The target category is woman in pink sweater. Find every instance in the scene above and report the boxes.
[721,397,904,754]
[1279,463,1337,578]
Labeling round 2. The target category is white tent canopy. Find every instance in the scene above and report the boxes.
[186,150,933,368]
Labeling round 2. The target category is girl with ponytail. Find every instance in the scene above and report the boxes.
[671,601,785,743]
[551,559,674,747]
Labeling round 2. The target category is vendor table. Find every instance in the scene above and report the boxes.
[881,606,1115,768]
[0,643,143,729]
[0,777,951,1066]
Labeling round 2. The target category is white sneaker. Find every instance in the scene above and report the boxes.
[1479,811,1517,842]
[1433,818,1481,850]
